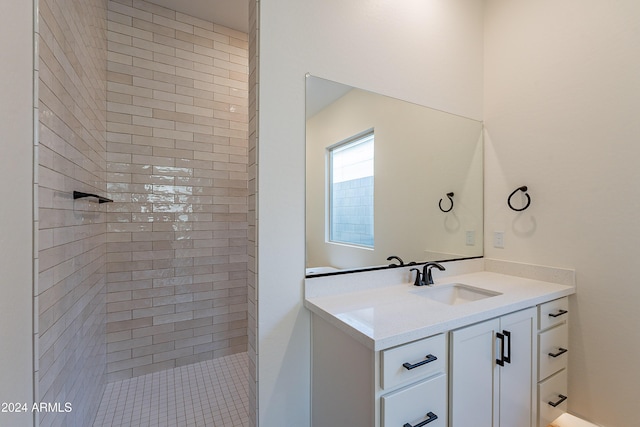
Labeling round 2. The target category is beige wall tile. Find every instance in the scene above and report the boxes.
[109,1,152,22]
[106,0,248,380]
[175,12,213,31]
[132,0,174,19]
[108,41,153,61]
[193,27,229,44]
[133,56,176,75]
[175,30,213,49]
[132,342,175,358]
[109,20,153,42]
[108,10,133,26]
[153,109,194,123]
[133,17,175,38]
[153,14,193,34]
[107,355,153,373]
[37,0,108,425]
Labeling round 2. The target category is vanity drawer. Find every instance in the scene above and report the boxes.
[381,373,447,427]
[380,334,446,390]
[538,369,568,427]
[538,297,569,331]
[539,323,568,380]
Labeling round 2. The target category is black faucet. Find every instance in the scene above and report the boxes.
[387,255,405,267]
[423,262,446,285]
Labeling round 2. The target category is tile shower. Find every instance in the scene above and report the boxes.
[36,0,249,425]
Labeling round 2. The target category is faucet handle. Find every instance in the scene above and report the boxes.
[410,268,424,287]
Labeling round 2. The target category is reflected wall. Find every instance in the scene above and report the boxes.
[306,83,483,274]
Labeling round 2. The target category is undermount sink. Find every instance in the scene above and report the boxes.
[411,283,502,305]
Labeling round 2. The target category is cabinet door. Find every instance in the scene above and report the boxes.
[450,318,500,427]
[499,308,536,427]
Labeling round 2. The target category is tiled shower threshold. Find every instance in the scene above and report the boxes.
[93,352,248,427]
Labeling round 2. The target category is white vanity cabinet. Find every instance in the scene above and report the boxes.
[306,268,575,427]
[311,315,447,427]
[450,307,537,427]
[537,297,569,427]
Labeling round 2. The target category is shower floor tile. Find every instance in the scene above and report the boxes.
[93,352,248,427]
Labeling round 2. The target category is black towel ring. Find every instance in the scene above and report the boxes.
[439,192,454,213]
[507,186,531,211]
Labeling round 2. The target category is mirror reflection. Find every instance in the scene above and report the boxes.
[305,75,483,276]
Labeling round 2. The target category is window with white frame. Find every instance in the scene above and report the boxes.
[328,130,374,247]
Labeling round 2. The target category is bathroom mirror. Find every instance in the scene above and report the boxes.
[305,75,483,276]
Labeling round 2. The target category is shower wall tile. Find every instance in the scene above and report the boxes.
[37,0,108,426]
[106,0,248,381]
[247,0,258,425]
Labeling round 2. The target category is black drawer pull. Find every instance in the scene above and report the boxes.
[403,412,438,427]
[403,354,437,370]
[548,347,568,358]
[548,394,568,407]
[549,309,568,318]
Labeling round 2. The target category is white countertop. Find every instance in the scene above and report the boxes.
[305,268,575,351]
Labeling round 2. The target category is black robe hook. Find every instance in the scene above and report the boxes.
[439,192,454,213]
[507,186,531,211]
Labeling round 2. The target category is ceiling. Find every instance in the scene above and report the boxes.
[146,0,248,33]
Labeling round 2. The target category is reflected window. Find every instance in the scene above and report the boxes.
[328,130,374,247]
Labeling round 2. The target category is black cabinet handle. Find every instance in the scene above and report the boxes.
[549,309,568,318]
[403,412,438,427]
[496,330,512,366]
[548,394,568,407]
[403,354,437,370]
[548,347,568,358]
[503,330,511,364]
[496,332,504,366]
[496,332,505,366]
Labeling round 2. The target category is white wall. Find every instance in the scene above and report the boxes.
[484,1,640,425]
[257,0,484,424]
[0,1,34,427]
